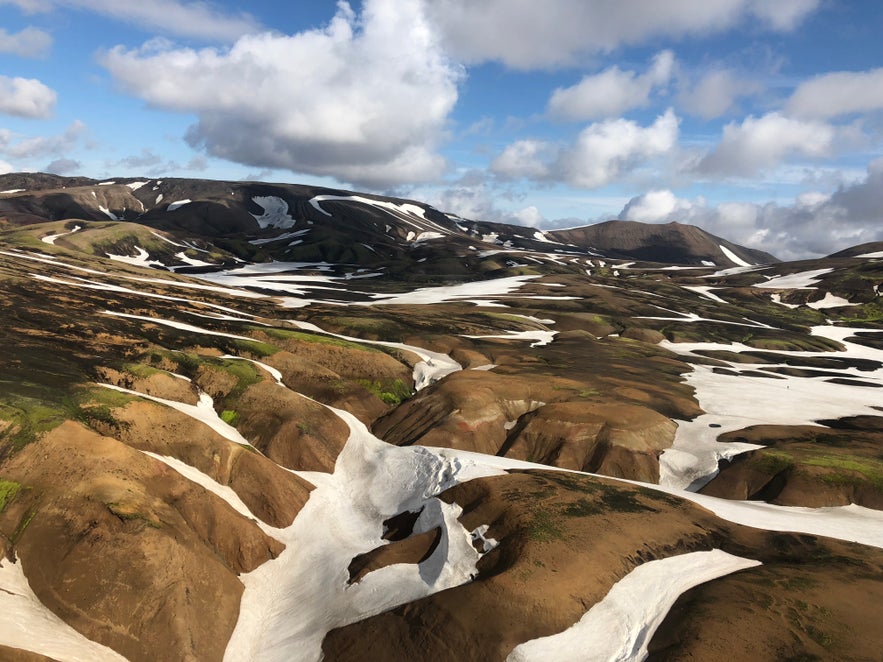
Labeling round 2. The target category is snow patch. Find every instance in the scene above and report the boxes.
[754,268,833,289]
[807,292,857,309]
[41,225,81,245]
[507,550,760,662]
[719,244,753,267]
[98,205,118,220]
[126,181,149,191]
[167,199,191,211]
[106,246,164,268]
[0,560,128,661]
[251,196,296,229]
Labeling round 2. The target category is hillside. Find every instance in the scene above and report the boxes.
[0,173,881,661]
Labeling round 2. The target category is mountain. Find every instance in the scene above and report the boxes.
[0,174,775,273]
[0,173,881,661]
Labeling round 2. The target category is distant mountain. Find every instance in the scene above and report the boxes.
[548,219,778,266]
[0,173,777,271]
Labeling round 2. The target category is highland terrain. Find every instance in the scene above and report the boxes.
[0,173,881,661]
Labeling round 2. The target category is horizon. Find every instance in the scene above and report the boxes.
[1,1,882,260]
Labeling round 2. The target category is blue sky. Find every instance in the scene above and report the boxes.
[1,0,882,259]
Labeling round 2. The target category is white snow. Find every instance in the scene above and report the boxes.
[97,181,115,186]
[770,293,800,309]
[369,275,541,306]
[103,310,256,342]
[100,382,252,446]
[106,246,164,268]
[249,229,310,245]
[251,196,296,229]
[507,550,761,662]
[701,260,716,267]
[856,250,883,259]
[719,244,753,267]
[126,181,149,191]
[754,268,833,289]
[224,403,501,662]
[683,285,727,304]
[0,560,128,661]
[155,193,164,204]
[1,188,24,194]
[98,205,119,221]
[173,251,214,268]
[807,292,856,309]
[41,225,81,245]
[167,199,191,211]
[658,325,883,489]
[464,329,558,348]
[412,231,445,243]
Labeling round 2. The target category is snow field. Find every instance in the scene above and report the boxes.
[507,550,761,662]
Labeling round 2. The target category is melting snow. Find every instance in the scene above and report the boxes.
[41,225,82,245]
[683,285,727,304]
[0,188,24,194]
[249,229,310,245]
[507,550,760,662]
[464,329,558,348]
[98,205,119,221]
[106,246,164,268]
[719,245,753,267]
[126,181,149,191]
[251,196,296,229]
[173,252,214,268]
[167,199,191,211]
[754,268,833,289]
[807,292,856,309]
[856,250,883,259]
[0,560,128,661]
[100,383,251,446]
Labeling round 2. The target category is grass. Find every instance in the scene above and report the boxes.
[263,327,381,353]
[0,479,20,512]
[220,410,239,425]
[803,454,883,489]
[756,449,795,475]
[356,378,413,406]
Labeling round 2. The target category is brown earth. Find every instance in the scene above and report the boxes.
[701,421,883,510]
[112,399,313,528]
[0,421,285,662]
[322,470,883,662]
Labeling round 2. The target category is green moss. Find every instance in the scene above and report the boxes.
[804,454,883,489]
[356,378,413,406]
[220,409,239,426]
[264,327,381,352]
[0,479,20,512]
[229,338,278,357]
[756,449,795,475]
[528,510,566,542]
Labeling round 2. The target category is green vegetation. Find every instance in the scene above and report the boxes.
[756,450,795,475]
[0,479,20,512]
[229,338,278,357]
[804,454,883,489]
[0,399,69,451]
[220,410,240,426]
[262,327,381,352]
[527,510,566,542]
[357,378,413,406]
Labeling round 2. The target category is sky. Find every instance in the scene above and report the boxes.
[1,0,882,260]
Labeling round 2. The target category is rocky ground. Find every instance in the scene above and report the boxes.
[0,175,881,661]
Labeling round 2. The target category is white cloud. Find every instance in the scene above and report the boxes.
[491,140,553,179]
[548,50,675,121]
[0,159,13,174]
[560,109,680,188]
[678,69,761,119]
[787,67,883,118]
[44,157,82,175]
[100,0,461,189]
[0,0,259,41]
[492,110,680,189]
[697,112,838,177]
[0,75,56,118]
[0,120,86,160]
[621,189,694,222]
[617,158,883,259]
[0,26,52,57]
[424,0,818,69]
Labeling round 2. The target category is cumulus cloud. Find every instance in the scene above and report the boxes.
[424,0,818,69]
[617,158,883,259]
[678,69,761,119]
[560,109,680,188]
[0,120,86,161]
[548,50,675,121]
[493,110,680,189]
[100,0,461,188]
[44,157,82,175]
[787,67,883,118]
[696,112,840,177]
[1,0,258,41]
[0,26,52,57]
[0,75,56,118]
